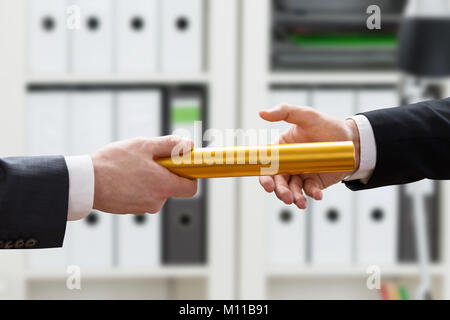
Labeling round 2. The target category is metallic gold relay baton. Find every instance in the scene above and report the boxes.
[156,141,355,179]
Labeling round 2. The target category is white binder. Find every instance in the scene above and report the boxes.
[27,92,69,269]
[311,89,354,119]
[116,0,159,73]
[27,92,68,156]
[28,0,67,73]
[356,186,398,265]
[311,184,353,264]
[69,91,113,155]
[355,89,399,265]
[161,0,203,73]
[65,91,114,268]
[72,0,113,73]
[356,89,399,113]
[117,90,162,267]
[117,90,162,139]
[67,211,114,268]
[267,198,306,265]
[266,89,308,265]
[311,89,355,265]
[269,89,310,108]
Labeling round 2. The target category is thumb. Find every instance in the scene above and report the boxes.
[150,135,194,157]
[259,104,318,126]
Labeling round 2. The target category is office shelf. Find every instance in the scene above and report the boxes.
[26,73,211,86]
[0,0,238,300]
[25,266,209,281]
[269,71,401,85]
[267,265,446,279]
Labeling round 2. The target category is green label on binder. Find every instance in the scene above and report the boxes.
[172,105,201,124]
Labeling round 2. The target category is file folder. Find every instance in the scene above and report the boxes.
[72,0,113,73]
[267,198,306,265]
[399,180,440,263]
[311,184,353,264]
[117,90,162,139]
[117,90,162,267]
[27,92,68,156]
[69,91,113,154]
[356,186,398,265]
[116,0,159,72]
[27,91,68,269]
[356,88,399,113]
[356,88,399,265]
[66,91,114,267]
[311,89,354,265]
[168,90,203,167]
[269,89,309,110]
[161,0,203,72]
[28,0,67,73]
[163,88,206,264]
[68,210,114,268]
[162,198,206,264]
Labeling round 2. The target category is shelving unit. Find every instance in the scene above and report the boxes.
[267,265,446,279]
[26,266,209,281]
[0,0,449,300]
[239,0,450,300]
[27,74,211,86]
[269,71,401,85]
[0,0,239,300]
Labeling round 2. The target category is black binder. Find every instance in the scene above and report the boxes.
[398,181,440,263]
[162,86,207,264]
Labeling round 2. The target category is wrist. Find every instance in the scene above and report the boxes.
[345,119,360,172]
[91,151,107,212]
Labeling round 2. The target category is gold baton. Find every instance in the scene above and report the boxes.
[156,141,355,179]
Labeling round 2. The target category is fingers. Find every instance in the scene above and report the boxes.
[259,176,275,193]
[169,175,198,198]
[303,178,323,200]
[289,175,307,209]
[146,136,197,198]
[150,135,194,157]
[274,174,293,205]
[259,104,318,126]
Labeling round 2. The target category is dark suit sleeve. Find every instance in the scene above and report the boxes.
[0,156,69,249]
[345,97,450,191]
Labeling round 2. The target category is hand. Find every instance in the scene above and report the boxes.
[91,135,197,215]
[259,104,360,209]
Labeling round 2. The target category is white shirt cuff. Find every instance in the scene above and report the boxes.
[64,155,95,221]
[344,115,377,183]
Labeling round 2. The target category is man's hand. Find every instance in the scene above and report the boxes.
[91,135,197,215]
[259,104,360,209]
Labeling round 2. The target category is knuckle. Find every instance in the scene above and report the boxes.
[167,135,180,145]
[133,136,147,145]
[277,103,290,110]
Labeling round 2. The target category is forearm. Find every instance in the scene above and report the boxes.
[345,98,450,190]
[0,156,69,249]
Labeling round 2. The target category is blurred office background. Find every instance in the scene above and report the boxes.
[0,0,449,300]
